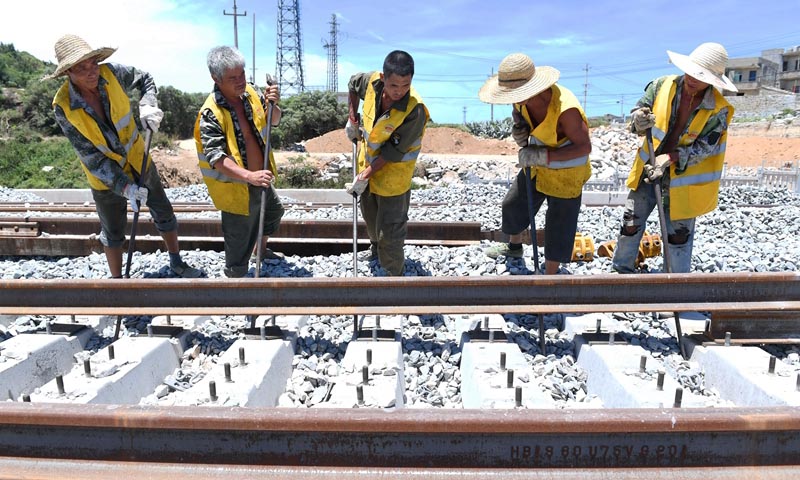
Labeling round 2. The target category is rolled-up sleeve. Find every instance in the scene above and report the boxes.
[197,109,229,168]
[347,72,373,100]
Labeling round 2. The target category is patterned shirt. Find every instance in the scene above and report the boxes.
[53,62,158,195]
[634,75,730,173]
[197,84,269,169]
[348,71,427,162]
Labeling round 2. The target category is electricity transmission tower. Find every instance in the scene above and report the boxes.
[322,14,339,92]
[276,0,305,95]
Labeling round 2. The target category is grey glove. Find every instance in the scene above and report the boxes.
[511,123,530,147]
[123,184,148,212]
[643,154,671,183]
[518,146,549,168]
[345,177,369,196]
[139,104,163,133]
[631,107,655,134]
[345,118,363,143]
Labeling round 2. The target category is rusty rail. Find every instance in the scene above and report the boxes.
[0,404,798,472]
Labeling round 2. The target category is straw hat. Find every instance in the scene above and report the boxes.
[44,34,117,79]
[479,53,560,104]
[667,42,738,92]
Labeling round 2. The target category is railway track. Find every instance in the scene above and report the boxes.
[1,273,799,476]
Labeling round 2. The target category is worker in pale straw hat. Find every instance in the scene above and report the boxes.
[612,42,737,274]
[479,53,592,275]
[49,34,202,278]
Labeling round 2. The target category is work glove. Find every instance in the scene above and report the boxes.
[511,124,530,147]
[345,118,363,143]
[139,104,163,133]
[345,177,369,197]
[123,184,149,212]
[643,154,672,183]
[630,107,655,134]
[517,145,549,168]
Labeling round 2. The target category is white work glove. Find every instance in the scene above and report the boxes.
[139,104,164,133]
[631,107,656,134]
[511,124,530,147]
[643,154,672,183]
[345,118,363,143]
[345,177,369,197]
[518,146,549,168]
[123,184,149,212]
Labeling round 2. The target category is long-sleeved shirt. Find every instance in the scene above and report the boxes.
[53,62,158,195]
[197,84,269,169]
[348,72,426,162]
[633,75,730,173]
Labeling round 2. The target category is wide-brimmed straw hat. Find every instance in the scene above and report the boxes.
[667,42,738,92]
[44,34,117,79]
[479,53,560,104]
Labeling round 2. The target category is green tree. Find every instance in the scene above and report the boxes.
[157,86,205,138]
[0,43,54,88]
[272,90,347,148]
[20,77,62,135]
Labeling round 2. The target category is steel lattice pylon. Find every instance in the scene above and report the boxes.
[276,0,305,95]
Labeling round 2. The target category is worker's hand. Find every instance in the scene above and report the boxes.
[511,123,530,147]
[246,169,274,188]
[123,184,148,212]
[263,84,280,104]
[643,154,672,183]
[517,145,549,168]
[345,118,363,143]
[631,107,656,134]
[139,104,163,133]
[345,176,369,197]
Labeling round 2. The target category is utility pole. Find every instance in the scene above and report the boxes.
[619,94,624,122]
[223,0,247,49]
[322,14,339,92]
[490,67,494,122]
[251,13,256,84]
[463,106,467,124]
[582,63,589,111]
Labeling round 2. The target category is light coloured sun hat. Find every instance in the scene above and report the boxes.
[479,53,560,104]
[667,42,738,93]
[44,34,117,79]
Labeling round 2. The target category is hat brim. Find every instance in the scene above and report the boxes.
[667,50,738,93]
[478,66,560,104]
[43,47,117,80]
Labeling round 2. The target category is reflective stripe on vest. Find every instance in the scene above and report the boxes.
[358,71,430,196]
[52,64,145,190]
[516,84,591,198]
[193,84,273,215]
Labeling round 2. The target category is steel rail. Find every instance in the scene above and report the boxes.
[0,272,799,316]
[0,404,799,469]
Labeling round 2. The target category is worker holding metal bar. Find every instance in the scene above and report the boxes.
[612,43,736,274]
[479,53,592,275]
[194,46,285,278]
[49,34,201,279]
[345,51,430,276]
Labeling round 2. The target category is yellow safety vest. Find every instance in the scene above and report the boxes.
[358,71,430,196]
[626,75,733,220]
[194,84,276,215]
[515,85,591,198]
[53,65,146,190]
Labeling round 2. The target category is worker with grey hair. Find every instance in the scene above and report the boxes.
[50,34,201,279]
[612,42,736,274]
[194,45,285,278]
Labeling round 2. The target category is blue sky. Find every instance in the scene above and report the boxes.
[3,0,799,124]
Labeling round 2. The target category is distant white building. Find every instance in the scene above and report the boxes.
[725,46,800,95]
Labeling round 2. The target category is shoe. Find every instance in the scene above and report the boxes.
[358,244,378,261]
[252,249,285,262]
[484,243,524,259]
[170,261,203,278]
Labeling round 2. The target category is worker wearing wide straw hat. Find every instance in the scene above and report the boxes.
[49,34,201,278]
[480,53,592,275]
[612,42,736,274]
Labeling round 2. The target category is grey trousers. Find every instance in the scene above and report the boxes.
[221,184,284,277]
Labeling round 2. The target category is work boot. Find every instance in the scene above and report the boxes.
[170,260,203,278]
[251,248,285,263]
[358,243,378,261]
[484,243,524,259]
